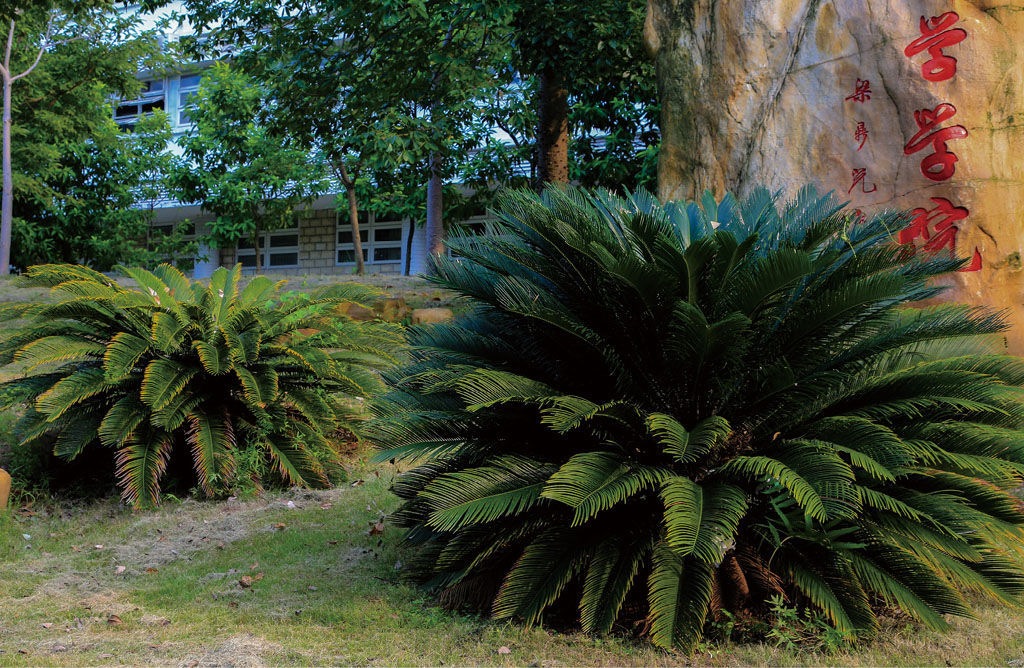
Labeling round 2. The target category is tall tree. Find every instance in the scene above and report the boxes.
[509,0,651,188]
[167,63,329,270]
[174,0,510,266]
[0,1,167,274]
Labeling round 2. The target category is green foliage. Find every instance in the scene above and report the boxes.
[374,186,1024,651]
[167,63,330,256]
[0,264,401,506]
[7,4,176,269]
[14,111,191,270]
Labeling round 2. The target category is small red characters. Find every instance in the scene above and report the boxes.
[845,79,872,103]
[904,12,967,83]
[848,168,877,194]
[854,122,868,151]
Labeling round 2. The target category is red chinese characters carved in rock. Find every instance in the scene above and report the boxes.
[904,12,967,83]
[845,79,872,104]
[898,196,982,272]
[904,103,968,182]
[848,168,877,195]
[854,121,868,151]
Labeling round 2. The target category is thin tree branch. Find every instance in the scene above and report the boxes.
[11,12,56,82]
[0,20,14,79]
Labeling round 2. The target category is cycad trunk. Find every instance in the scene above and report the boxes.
[536,68,569,188]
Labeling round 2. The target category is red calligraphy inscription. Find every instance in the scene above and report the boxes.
[848,168,877,194]
[903,103,967,182]
[904,12,967,83]
[898,196,981,272]
[854,122,868,151]
[845,79,872,103]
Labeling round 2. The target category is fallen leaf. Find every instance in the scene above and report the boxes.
[71,545,80,552]
[157,535,167,542]
[107,615,122,626]
[254,572,264,582]
[369,521,385,536]
[98,653,115,659]
[351,479,365,487]
[498,646,512,655]
[41,622,53,629]
[18,649,29,655]
[51,646,67,653]
[149,644,161,649]
[249,563,259,570]
[216,541,225,549]
[228,601,238,608]
[189,661,199,668]
[273,523,286,531]
[327,540,338,546]
[319,502,332,510]
[239,575,253,588]
[145,568,159,574]
[114,566,126,575]
[159,618,171,626]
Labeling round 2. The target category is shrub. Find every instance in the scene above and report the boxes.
[0,264,401,505]
[373,187,1024,651]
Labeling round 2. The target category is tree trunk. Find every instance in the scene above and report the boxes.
[0,73,12,275]
[404,217,415,276]
[425,152,445,261]
[338,161,365,275]
[536,68,569,189]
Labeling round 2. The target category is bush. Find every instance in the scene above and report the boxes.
[0,264,401,506]
[373,187,1024,651]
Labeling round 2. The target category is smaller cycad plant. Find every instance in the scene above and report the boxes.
[0,263,401,505]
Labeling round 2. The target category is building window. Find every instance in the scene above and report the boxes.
[114,79,165,130]
[336,211,404,266]
[237,227,300,269]
[177,74,202,126]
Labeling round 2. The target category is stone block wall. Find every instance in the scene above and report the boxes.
[212,207,406,276]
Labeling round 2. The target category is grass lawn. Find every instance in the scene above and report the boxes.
[1,451,1023,668]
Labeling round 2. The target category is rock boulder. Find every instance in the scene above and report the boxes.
[647,0,1024,351]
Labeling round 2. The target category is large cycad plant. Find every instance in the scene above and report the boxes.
[374,187,1024,650]
[0,263,400,505]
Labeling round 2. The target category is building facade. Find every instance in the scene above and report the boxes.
[121,2,486,279]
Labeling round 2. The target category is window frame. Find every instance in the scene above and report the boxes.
[236,226,301,270]
[176,73,202,127]
[336,210,405,267]
[113,79,166,130]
